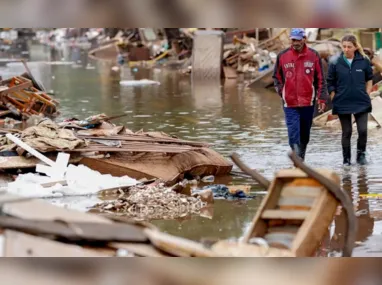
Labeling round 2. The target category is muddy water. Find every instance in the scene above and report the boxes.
[3,44,382,256]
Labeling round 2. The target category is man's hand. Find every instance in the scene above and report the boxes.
[330,91,335,101]
[318,102,326,113]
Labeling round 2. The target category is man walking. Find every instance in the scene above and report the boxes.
[272,28,328,161]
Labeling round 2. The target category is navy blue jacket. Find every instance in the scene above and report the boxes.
[327,51,373,115]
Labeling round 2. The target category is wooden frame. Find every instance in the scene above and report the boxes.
[237,168,339,257]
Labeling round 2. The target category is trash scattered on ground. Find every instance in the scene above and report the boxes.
[201,175,215,183]
[93,182,209,220]
[195,184,254,199]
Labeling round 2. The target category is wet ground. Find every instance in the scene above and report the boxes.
[2,43,382,256]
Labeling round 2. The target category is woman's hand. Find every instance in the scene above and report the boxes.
[366,80,373,95]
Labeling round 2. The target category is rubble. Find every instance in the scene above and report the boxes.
[0,74,59,121]
[94,182,210,221]
[222,35,274,76]
[0,119,85,153]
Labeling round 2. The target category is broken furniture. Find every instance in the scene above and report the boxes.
[0,75,58,120]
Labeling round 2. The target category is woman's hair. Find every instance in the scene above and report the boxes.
[341,34,368,59]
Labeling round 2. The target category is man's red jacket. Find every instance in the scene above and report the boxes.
[272,44,328,108]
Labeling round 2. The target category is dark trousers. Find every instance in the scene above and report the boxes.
[283,106,315,149]
[338,112,368,152]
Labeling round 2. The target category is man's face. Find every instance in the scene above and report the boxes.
[291,38,305,52]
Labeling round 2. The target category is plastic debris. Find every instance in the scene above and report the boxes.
[201,175,215,183]
[6,164,139,198]
[119,79,160,86]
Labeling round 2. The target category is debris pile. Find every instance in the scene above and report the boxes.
[0,119,85,153]
[223,36,274,75]
[0,74,58,121]
[94,182,210,220]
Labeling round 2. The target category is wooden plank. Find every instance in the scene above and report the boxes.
[144,228,216,257]
[79,157,156,180]
[0,193,110,223]
[211,240,295,257]
[77,135,211,147]
[0,81,32,96]
[242,179,280,241]
[4,230,112,257]
[267,226,300,234]
[110,242,170,257]
[261,209,309,220]
[0,216,149,243]
[0,154,82,170]
[291,174,339,257]
[0,110,11,117]
[277,197,316,209]
[281,186,322,198]
[276,168,337,179]
[69,147,193,153]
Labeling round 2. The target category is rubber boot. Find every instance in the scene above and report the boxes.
[356,149,367,165]
[343,146,351,166]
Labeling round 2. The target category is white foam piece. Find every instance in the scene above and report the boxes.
[119,79,160,86]
[6,164,139,198]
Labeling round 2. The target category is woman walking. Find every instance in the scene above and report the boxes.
[327,34,373,166]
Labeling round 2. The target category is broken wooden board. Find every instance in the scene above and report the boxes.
[79,148,233,185]
[0,151,82,170]
[109,242,170,257]
[0,193,210,257]
[241,168,340,257]
[144,228,216,257]
[0,110,11,117]
[0,216,149,243]
[3,230,113,257]
[211,240,296,257]
[0,193,110,223]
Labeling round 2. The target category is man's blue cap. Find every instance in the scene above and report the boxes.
[290,28,305,40]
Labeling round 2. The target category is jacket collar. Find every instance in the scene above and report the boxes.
[340,50,364,62]
[338,51,364,68]
[290,44,308,56]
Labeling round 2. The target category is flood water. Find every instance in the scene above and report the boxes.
[3,44,382,256]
